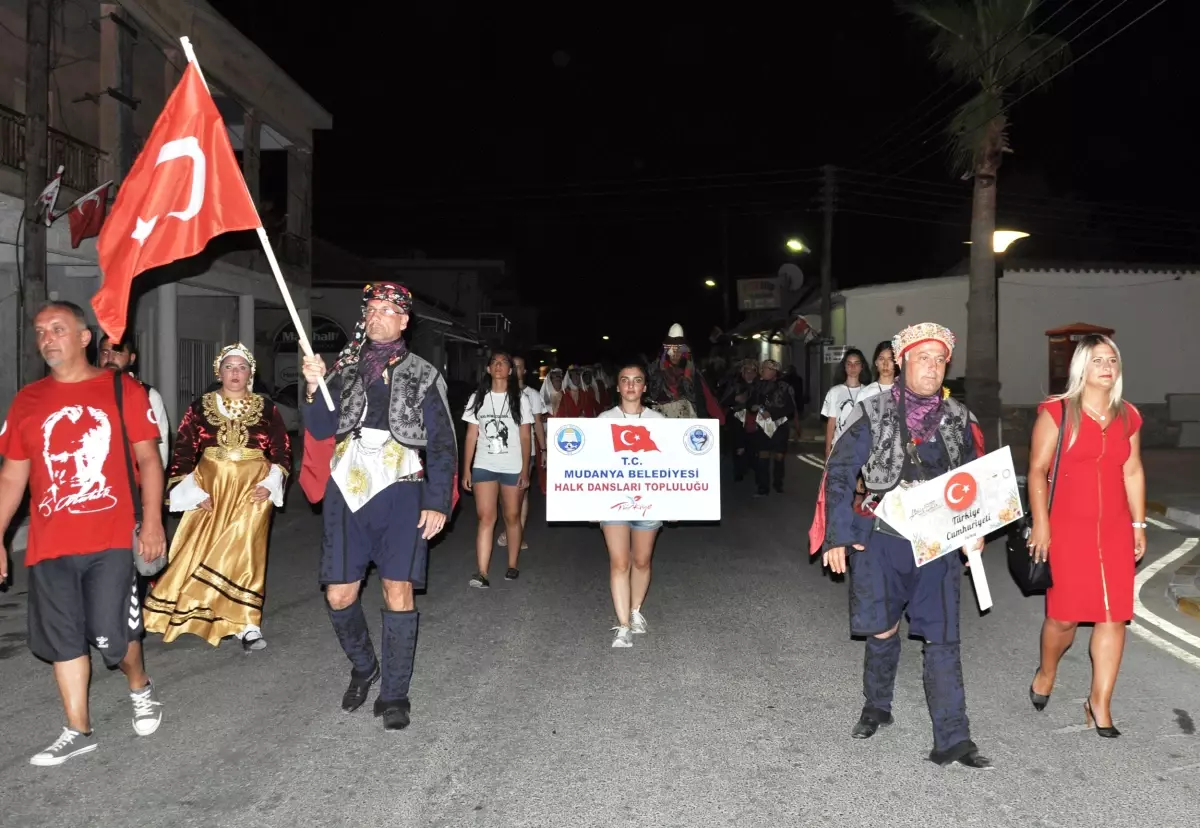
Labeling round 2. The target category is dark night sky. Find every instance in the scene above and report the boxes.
[210,1,1197,363]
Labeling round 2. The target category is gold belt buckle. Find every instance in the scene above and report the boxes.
[227,449,243,461]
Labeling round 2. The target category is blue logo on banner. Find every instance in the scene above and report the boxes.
[555,424,586,454]
[683,424,714,456]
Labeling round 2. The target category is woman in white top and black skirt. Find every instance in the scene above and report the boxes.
[820,347,871,458]
[599,363,665,648]
[462,352,533,588]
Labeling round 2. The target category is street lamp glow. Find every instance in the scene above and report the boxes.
[549,348,557,353]
[704,279,717,287]
[785,238,808,253]
[602,335,610,341]
[752,333,762,340]
[964,230,1031,253]
[993,230,1030,253]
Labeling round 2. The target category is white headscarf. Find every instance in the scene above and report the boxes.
[541,368,564,414]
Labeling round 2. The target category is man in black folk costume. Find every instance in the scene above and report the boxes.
[300,283,457,730]
[821,322,992,769]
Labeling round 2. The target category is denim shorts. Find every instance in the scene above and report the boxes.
[599,519,663,531]
[472,467,521,487]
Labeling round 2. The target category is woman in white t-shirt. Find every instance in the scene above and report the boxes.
[462,352,533,588]
[860,340,897,401]
[821,347,872,457]
[497,355,548,552]
[598,363,665,648]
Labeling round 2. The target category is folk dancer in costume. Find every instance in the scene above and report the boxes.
[820,322,993,769]
[748,359,797,496]
[540,367,565,416]
[145,344,291,651]
[645,324,724,422]
[719,359,758,483]
[558,365,600,418]
[299,282,457,730]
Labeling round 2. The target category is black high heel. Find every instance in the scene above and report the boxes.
[1084,699,1121,738]
[1029,669,1050,712]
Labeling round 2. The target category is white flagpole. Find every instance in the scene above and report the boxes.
[178,36,334,411]
[50,178,113,223]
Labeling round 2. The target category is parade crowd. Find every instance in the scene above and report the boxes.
[0,282,1145,774]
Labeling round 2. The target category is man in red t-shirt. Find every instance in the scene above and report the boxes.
[0,301,167,767]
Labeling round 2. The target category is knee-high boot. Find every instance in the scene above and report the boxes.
[863,634,902,715]
[328,600,378,677]
[772,457,785,493]
[375,609,419,729]
[923,641,973,758]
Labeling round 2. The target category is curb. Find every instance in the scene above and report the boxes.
[1167,551,1200,622]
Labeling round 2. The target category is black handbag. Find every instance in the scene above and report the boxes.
[114,372,168,577]
[1006,400,1065,594]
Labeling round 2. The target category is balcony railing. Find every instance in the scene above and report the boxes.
[0,103,105,192]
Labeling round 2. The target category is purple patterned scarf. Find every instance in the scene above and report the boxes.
[892,382,943,442]
[357,338,407,387]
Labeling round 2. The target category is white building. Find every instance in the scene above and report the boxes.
[0,0,330,428]
[826,262,1200,446]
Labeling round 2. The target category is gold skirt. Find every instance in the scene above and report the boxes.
[145,449,272,645]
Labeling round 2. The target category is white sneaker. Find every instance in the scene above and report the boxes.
[130,681,163,736]
[497,532,508,547]
[30,727,98,766]
[611,626,633,648]
[630,609,648,635]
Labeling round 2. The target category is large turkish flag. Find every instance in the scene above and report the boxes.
[92,62,260,342]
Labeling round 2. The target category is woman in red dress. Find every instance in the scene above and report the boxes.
[1027,334,1146,737]
[557,365,600,418]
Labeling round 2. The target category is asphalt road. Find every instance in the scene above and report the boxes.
[1,453,1198,828]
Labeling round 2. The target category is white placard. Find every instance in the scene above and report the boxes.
[876,446,1023,567]
[546,418,721,522]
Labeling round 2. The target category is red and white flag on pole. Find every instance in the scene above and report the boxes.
[91,62,260,343]
[55,180,113,248]
[35,165,64,225]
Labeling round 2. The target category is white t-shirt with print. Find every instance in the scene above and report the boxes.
[463,391,535,474]
[821,383,874,445]
[521,386,548,456]
[599,406,665,419]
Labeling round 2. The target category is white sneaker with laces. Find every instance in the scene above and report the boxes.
[30,727,97,766]
[611,625,633,648]
[130,681,163,736]
[630,609,648,634]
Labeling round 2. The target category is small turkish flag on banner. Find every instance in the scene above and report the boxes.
[610,424,660,453]
[92,62,261,342]
[66,181,111,248]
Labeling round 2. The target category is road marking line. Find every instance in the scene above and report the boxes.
[795,454,825,470]
[1128,535,1200,668]
[1130,621,1200,669]
[1146,516,1175,531]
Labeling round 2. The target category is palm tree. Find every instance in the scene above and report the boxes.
[901,0,1068,447]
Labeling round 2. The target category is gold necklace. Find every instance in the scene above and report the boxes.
[1083,402,1107,422]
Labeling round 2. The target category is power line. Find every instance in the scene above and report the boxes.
[870,0,1172,184]
[868,0,1125,174]
[857,0,1087,170]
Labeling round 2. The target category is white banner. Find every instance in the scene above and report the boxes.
[876,446,1023,567]
[546,418,721,522]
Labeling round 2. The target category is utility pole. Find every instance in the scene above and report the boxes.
[20,0,52,387]
[719,208,731,331]
[819,164,836,399]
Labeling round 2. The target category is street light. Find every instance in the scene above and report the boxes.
[785,238,808,253]
[964,229,1031,253]
[549,348,558,353]
[704,279,717,287]
[602,335,610,341]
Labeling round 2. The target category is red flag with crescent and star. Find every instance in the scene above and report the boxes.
[63,181,112,248]
[92,62,261,342]
[611,424,660,453]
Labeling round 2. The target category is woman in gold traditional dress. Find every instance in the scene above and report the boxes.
[144,343,291,652]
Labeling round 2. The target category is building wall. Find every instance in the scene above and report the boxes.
[841,269,1200,406]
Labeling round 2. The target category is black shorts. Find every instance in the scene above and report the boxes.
[28,548,143,668]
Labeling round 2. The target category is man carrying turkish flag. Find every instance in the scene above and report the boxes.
[92,62,260,342]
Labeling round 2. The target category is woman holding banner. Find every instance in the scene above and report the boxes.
[598,363,665,648]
